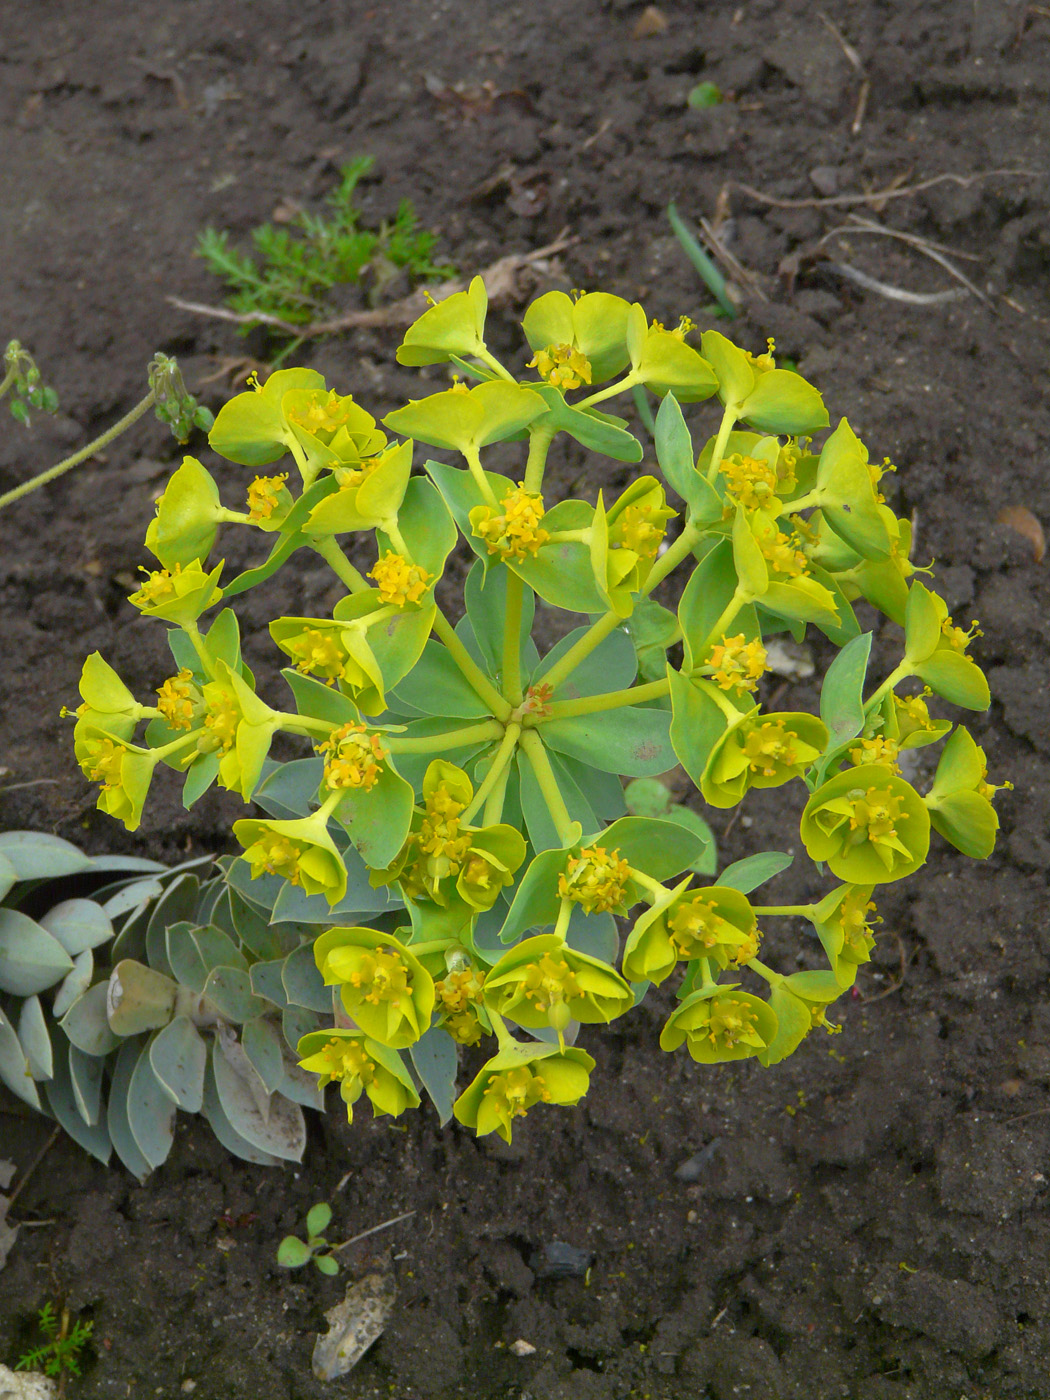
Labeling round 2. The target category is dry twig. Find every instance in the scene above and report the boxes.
[169,234,577,341]
[734,168,1041,212]
[815,214,992,306]
[822,262,968,306]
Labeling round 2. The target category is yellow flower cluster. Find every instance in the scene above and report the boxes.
[703,995,763,1051]
[246,473,288,521]
[558,844,630,914]
[284,388,357,435]
[849,735,900,772]
[286,628,347,682]
[617,502,667,560]
[435,968,487,1045]
[243,830,305,884]
[741,721,802,778]
[318,722,388,792]
[473,486,550,561]
[760,529,808,578]
[156,669,200,730]
[721,454,781,513]
[707,634,768,693]
[368,551,433,607]
[417,784,473,867]
[667,896,759,966]
[528,343,593,391]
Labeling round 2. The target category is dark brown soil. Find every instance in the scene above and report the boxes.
[2,2,1050,1396]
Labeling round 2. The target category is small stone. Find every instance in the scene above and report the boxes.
[510,1339,537,1356]
[809,165,840,195]
[529,1240,594,1280]
[0,1365,57,1399]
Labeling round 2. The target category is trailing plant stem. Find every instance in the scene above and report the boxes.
[0,389,156,512]
[524,426,554,493]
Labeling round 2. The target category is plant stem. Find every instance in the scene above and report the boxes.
[432,609,512,720]
[863,661,913,714]
[0,388,157,512]
[705,401,740,485]
[698,586,749,656]
[552,898,573,941]
[0,367,17,401]
[183,622,217,679]
[744,956,782,986]
[309,536,370,593]
[387,719,503,755]
[541,676,670,722]
[537,611,624,696]
[502,570,526,705]
[464,446,500,507]
[380,518,412,558]
[626,866,670,901]
[519,730,576,845]
[475,346,517,383]
[523,426,554,493]
[575,370,642,411]
[750,904,817,918]
[462,723,520,823]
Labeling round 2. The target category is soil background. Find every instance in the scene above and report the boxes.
[2,1,1050,1397]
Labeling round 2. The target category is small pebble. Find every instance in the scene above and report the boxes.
[529,1240,594,1279]
[510,1339,537,1356]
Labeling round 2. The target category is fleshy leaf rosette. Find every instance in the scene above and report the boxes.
[801,764,931,884]
[453,1040,595,1143]
[297,1027,420,1123]
[314,928,435,1049]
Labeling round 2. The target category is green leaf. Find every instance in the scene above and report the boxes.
[540,706,675,777]
[410,1025,459,1126]
[203,965,268,1023]
[929,790,999,860]
[663,806,717,875]
[0,909,74,996]
[377,474,457,577]
[334,763,414,870]
[392,640,492,718]
[0,1005,41,1109]
[202,1057,284,1166]
[212,1040,306,1162]
[667,669,730,785]
[242,1015,287,1094]
[718,851,793,893]
[914,649,990,711]
[254,757,325,820]
[0,831,91,880]
[819,632,872,747]
[499,848,567,944]
[43,1038,112,1165]
[315,1253,340,1277]
[462,557,535,676]
[532,623,637,701]
[60,982,121,1057]
[654,394,724,522]
[39,899,113,956]
[306,1202,333,1237]
[565,906,619,963]
[758,984,812,1066]
[149,1015,207,1113]
[593,815,707,881]
[17,995,52,1081]
[282,670,362,727]
[106,1039,153,1181]
[68,1042,104,1126]
[516,751,598,854]
[277,1236,313,1268]
[531,382,643,462]
[282,943,333,1013]
[700,330,754,405]
[678,540,754,672]
[904,582,943,664]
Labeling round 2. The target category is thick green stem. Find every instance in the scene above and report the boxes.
[863,661,913,715]
[552,898,573,942]
[705,401,740,486]
[182,622,217,680]
[387,719,503,755]
[642,519,705,595]
[541,676,670,722]
[462,723,521,824]
[273,711,334,739]
[432,609,512,720]
[464,446,500,507]
[380,519,412,558]
[0,368,17,401]
[502,571,526,706]
[486,1005,518,1050]
[0,389,157,512]
[750,905,818,918]
[309,536,370,594]
[575,370,643,411]
[537,611,623,696]
[475,346,517,384]
[626,866,671,902]
[698,585,749,656]
[483,755,512,827]
[519,730,576,845]
[745,956,782,986]
[523,426,554,494]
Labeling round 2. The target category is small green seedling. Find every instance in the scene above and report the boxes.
[277,1202,340,1276]
[15,1302,93,1382]
[197,155,455,337]
[1,340,59,426]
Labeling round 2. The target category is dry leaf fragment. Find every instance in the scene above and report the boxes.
[312,1260,397,1380]
[997,505,1045,562]
[633,5,668,37]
